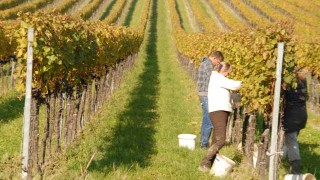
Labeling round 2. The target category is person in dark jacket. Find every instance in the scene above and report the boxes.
[282,69,308,174]
[197,51,224,149]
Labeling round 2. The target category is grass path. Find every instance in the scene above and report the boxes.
[175,0,193,32]
[46,0,221,179]
[0,91,24,157]
[0,0,319,179]
[126,0,145,28]
[116,0,133,26]
[40,0,320,179]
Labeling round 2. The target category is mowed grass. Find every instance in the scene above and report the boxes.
[126,0,145,28]
[279,111,320,179]
[0,0,319,179]
[0,91,24,177]
[0,91,47,178]
[45,0,225,179]
[0,91,24,156]
[175,0,193,32]
[299,121,320,178]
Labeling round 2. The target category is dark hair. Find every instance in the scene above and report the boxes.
[209,51,224,61]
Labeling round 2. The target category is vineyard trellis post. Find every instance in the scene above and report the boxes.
[21,28,34,180]
[11,58,16,88]
[268,42,284,180]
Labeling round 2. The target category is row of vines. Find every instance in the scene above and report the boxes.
[16,11,141,179]
[169,0,319,178]
[0,0,55,20]
[0,0,151,178]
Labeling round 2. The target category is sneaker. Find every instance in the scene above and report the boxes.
[198,165,210,172]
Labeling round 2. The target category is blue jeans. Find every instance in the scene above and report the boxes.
[200,96,213,148]
[283,131,301,161]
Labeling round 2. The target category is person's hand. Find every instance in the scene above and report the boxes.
[231,93,241,102]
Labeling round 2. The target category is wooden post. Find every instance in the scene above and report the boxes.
[245,115,256,167]
[0,64,4,94]
[22,28,34,180]
[268,42,284,180]
[226,110,234,143]
[316,78,320,114]
[11,59,16,88]
[233,102,242,147]
[257,128,270,180]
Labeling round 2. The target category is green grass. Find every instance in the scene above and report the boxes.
[127,0,145,28]
[0,91,24,178]
[99,0,117,20]
[306,110,320,130]
[0,0,319,179]
[299,125,320,178]
[44,0,226,179]
[122,0,139,26]
[175,0,193,32]
[0,63,14,94]
[0,91,48,179]
[279,111,320,179]
[198,0,215,23]
[0,91,24,156]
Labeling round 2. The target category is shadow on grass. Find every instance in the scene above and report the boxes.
[174,0,186,31]
[123,0,138,26]
[0,94,24,123]
[100,0,117,20]
[300,142,320,178]
[89,0,159,172]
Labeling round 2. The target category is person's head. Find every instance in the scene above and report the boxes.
[209,51,224,65]
[296,68,308,80]
[215,62,232,76]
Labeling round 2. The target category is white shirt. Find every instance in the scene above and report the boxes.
[208,71,241,113]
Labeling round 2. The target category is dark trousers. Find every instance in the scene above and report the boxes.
[200,111,229,167]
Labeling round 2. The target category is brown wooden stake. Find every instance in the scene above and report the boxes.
[78,86,87,130]
[40,95,51,177]
[10,60,16,88]
[104,71,111,101]
[257,128,270,180]
[245,115,256,167]
[275,126,284,172]
[98,77,104,110]
[86,83,93,122]
[65,92,74,147]
[234,103,242,147]
[0,64,4,94]
[27,95,40,179]
[72,90,79,140]
[48,93,56,157]
[5,63,10,91]
[226,109,234,143]
[56,92,63,152]
[69,94,76,144]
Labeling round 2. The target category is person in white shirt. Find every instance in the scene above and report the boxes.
[198,62,242,172]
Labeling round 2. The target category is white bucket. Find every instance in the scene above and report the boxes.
[210,154,236,177]
[284,173,316,180]
[178,134,196,150]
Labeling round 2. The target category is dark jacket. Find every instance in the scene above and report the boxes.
[283,79,308,133]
